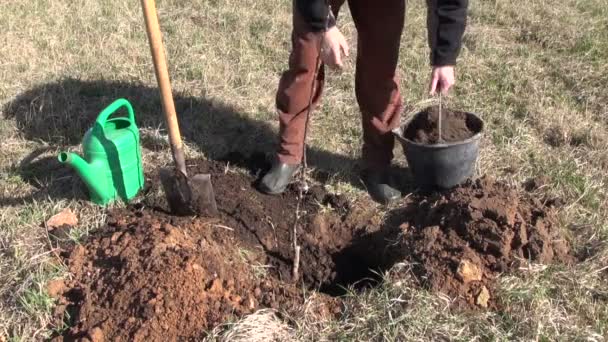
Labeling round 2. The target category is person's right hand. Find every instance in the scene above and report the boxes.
[429,66,456,95]
[320,26,349,69]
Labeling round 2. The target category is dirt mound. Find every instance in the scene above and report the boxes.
[404,105,482,144]
[390,177,572,308]
[52,156,375,340]
[58,209,297,341]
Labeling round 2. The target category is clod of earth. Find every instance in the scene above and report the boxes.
[51,156,573,339]
[457,260,482,283]
[46,279,66,298]
[45,208,78,229]
[476,286,490,308]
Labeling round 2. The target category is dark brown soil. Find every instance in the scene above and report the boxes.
[50,156,573,340]
[404,105,482,144]
[386,176,573,308]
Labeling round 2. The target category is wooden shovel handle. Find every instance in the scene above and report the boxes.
[141,0,187,175]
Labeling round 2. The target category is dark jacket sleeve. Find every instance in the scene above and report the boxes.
[427,0,469,66]
[295,0,333,32]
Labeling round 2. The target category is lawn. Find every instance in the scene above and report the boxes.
[1,0,607,340]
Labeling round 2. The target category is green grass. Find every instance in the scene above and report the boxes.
[18,277,57,317]
[1,0,608,340]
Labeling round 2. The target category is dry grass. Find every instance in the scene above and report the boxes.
[1,0,607,340]
[207,309,296,342]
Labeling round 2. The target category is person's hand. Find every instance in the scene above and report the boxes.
[429,66,456,95]
[320,26,349,69]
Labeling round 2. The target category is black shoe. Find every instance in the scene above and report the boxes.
[361,168,401,204]
[258,161,300,195]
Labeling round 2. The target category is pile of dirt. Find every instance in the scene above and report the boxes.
[55,209,298,341]
[389,176,573,308]
[404,105,482,144]
[51,156,376,341]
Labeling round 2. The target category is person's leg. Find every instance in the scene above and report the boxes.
[349,0,405,203]
[260,0,345,194]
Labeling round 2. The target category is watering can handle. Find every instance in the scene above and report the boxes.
[95,98,136,127]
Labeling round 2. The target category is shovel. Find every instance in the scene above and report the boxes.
[141,0,218,216]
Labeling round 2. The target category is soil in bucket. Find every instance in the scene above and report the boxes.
[49,155,574,340]
[404,105,482,144]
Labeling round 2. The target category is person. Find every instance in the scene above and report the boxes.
[258,0,468,204]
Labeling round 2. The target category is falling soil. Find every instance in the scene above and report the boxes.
[386,176,573,308]
[404,105,482,144]
[51,155,573,340]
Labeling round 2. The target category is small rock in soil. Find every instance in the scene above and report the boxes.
[476,286,490,308]
[456,260,482,283]
[46,208,78,229]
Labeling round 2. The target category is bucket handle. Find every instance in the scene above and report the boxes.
[95,98,136,128]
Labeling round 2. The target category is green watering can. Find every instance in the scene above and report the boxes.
[58,98,145,205]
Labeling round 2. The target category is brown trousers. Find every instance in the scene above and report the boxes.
[276,0,405,169]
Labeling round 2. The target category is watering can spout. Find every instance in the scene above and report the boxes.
[58,152,110,203]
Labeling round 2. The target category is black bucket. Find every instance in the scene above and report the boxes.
[392,111,484,189]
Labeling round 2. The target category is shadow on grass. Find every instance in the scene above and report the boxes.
[2,78,414,204]
[0,147,89,206]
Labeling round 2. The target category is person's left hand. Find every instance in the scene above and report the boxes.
[429,66,455,95]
